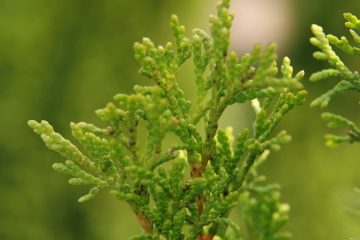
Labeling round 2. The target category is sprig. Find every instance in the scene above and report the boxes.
[310,13,360,146]
[29,0,306,239]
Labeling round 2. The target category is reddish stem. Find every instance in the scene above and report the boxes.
[197,234,213,240]
[136,212,153,234]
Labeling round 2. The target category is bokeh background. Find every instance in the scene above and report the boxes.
[1,0,360,239]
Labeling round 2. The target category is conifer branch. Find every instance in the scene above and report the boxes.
[311,13,360,146]
[29,0,306,239]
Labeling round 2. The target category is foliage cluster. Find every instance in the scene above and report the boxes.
[28,0,311,239]
[311,13,360,146]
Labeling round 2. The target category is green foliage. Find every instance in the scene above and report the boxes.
[29,0,306,239]
[238,151,291,240]
[310,13,360,147]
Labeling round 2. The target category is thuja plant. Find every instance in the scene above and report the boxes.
[310,13,360,146]
[28,0,307,239]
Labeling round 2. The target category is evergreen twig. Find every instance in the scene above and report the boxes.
[28,1,306,239]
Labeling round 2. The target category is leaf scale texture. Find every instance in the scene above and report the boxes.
[29,0,306,239]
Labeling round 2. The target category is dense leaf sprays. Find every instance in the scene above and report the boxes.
[29,0,306,239]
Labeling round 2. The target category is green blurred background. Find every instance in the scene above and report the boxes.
[1,0,360,239]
